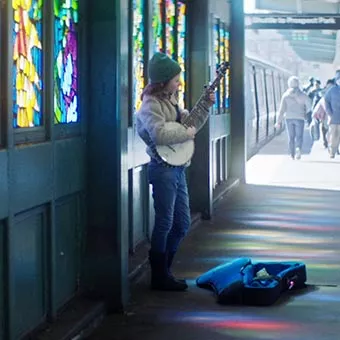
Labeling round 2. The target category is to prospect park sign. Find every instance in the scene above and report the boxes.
[245,14,340,30]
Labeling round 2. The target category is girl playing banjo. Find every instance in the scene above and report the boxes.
[136,52,215,291]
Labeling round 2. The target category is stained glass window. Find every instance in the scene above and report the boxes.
[54,0,79,124]
[132,0,145,113]
[165,0,175,59]
[219,24,225,112]
[213,18,220,114]
[151,0,186,107]
[224,28,230,110]
[177,1,186,108]
[13,0,43,128]
[152,0,164,53]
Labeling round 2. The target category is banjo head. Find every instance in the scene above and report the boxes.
[156,139,195,166]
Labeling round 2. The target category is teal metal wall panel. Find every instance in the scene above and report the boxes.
[55,138,85,199]
[85,0,130,309]
[54,195,79,310]
[12,144,53,213]
[230,0,246,181]
[148,184,155,241]
[210,113,231,139]
[10,209,47,339]
[0,151,8,219]
[132,167,146,249]
[0,221,4,340]
[187,0,212,218]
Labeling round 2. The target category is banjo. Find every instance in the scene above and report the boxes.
[155,61,229,166]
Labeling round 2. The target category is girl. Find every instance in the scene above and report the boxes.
[136,52,215,291]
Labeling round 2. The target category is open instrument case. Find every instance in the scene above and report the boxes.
[196,257,307,306]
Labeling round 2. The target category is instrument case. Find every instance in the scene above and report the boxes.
[196,257,307,306]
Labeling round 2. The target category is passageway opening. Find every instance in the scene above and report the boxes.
[244,11,340,191]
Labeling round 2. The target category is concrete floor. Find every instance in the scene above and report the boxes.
[89,129,340,340]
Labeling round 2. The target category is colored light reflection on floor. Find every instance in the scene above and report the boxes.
[228,210,340,224]
[168,312,301,339]
[209,319,295,331]
[272,192,339,201]
[230,210,339,221]
[214,229,336,244]
[202,242,336,258]
[307,263,340,270]
[230,218,339,232]
[297,291,340,303]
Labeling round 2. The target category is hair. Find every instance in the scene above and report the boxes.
[326,78,335,86]
[288,76,299,89]
[141,82,168,100]
[141,80,180,101]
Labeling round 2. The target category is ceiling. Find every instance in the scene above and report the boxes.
[253,0,340,64]
[255,0,340,13]
[278,29,337,63]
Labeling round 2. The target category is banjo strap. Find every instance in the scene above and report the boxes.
[174,104,181,123]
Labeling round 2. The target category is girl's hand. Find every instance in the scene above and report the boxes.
[207,92,216,107]
[181,109,190,121]
[186,126,197,139]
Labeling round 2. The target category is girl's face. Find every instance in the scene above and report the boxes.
[164,74,181,93]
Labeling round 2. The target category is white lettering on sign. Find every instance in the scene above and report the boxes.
[245,16,337,27]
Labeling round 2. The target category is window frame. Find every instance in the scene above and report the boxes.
[129,0,147,128]
[265,70,275,114]
[9,0,82,145]
[53,0,83,140]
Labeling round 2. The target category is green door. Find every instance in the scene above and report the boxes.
[0,1,86,339]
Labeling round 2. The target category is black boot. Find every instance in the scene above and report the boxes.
[167,251,187,285]
[149,251,188,291]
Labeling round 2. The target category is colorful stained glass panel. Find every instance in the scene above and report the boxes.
[165,0,175,59]
[12,0,43,128]
[177,1,186,108]
[213,18,220,114]
[224,29,230,110]
[133,0,145,113]
[152,0,164,53]
[54,0,79,124]
[219,25,225,111]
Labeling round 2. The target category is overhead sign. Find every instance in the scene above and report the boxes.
[245,14,340,30]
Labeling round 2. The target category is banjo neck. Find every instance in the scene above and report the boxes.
[182,62,229,131]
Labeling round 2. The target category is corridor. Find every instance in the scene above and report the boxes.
[89,131,340,340]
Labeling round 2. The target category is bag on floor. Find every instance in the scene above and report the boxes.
[310,118,320,141]
[196,257,307,306]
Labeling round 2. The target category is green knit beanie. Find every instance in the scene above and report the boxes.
[148,52,182,84]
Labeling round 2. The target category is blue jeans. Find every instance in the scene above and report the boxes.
[148,160,191,253]
[286,119,304,156]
